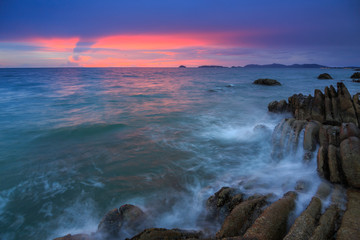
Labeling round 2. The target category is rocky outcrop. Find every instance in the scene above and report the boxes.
[268,82,359,127]
[97,204,147,239]
[216,196,267,238]
[129,228,202,240]
[350,72,360,79]
[309,204,340,240]
[54,234,93,240]
[242,191,297,240]
[317,73,333,79]
[206,187,243,222]
[336,189,360,240]
[253,78,281,86]
[283,197,322,240]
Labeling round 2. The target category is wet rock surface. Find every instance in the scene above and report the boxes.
[97,204,147,239]
[283,197,322,240]
[242,191,297,240]
[336,189,360,240]
[216,196,268,238]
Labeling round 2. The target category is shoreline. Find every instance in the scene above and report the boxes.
[55,82,360,240]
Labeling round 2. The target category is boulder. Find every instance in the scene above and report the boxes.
[309,204,340,240]
[336,189,360,240]
[129,228,202,240]
[216,196,267,238]
[317,73,333,79]
[350,72,360,79]
[283,197,322,240]
[253,78,281,86]
[97,204,147,238]
[315,182,332,200]
[243,191,297,240]
[206,187,243,221]
[339,122,360,142]
[340,136,360,188]
[268,99,288,113]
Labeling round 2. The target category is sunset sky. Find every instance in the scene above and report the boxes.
[0,0,359,67]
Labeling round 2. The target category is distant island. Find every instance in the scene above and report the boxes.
[243,63,327,68]
[198,65,228,68]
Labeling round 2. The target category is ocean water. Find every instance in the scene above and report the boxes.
[0,67,358,239]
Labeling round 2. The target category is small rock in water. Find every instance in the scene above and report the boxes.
[226,84,235,87]
[97,204,147,239]
[350,72,360,79]
[253,78,281,86]
[317,73,333,79]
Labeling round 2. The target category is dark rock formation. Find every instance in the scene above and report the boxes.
[317,73,333,79]
[242,191,297,240]
[54,234,93,240]
[206,187,243,222]
[283,197,322,240]
[216,196,267,238]
[178,65,186,68]
[309,204,340,240]
[336,189,360,239]
[97,204,147,239]
[253,78,281,86]
[340,136,360,188]
[268,82,360,127]
[129,228,202,240]
[268,100,288,113]
[350,72,360,79]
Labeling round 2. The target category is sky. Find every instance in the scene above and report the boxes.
[0,0,359,67]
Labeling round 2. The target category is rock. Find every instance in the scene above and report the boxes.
[216,196,268,238]
[350,72,360,79]
[340,122,360,142]
[319,125,331,147]
[243,191,297,240]
[353,93,360,126]
[317,73,333,79]
[303,121,321,152]
[329,85,342,124]
[253,78,281,86]
[97,204,147,238]
[328,145,341,183]
[129,228,202,240]
[311,89,325,122]
[328,126,340,146]
[53,234,93,240]
[309,204,340,240]
[340,136,360,188]
[337,82,358,126]
[268,99,288,113]
[288,94,313,120]
[315,181,332,199]
[295,180,310,192]
[206,187,242,221]
[178,65,186,68]
[283,197,322,240]
[336,189,360,240]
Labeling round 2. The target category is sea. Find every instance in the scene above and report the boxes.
[0,67,358,240]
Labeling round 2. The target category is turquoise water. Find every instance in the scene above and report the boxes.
[0,67,358,239]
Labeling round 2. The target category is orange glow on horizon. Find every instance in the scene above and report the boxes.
[2,32,255,67]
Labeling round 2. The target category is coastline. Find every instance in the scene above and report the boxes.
[55,81,360,240]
